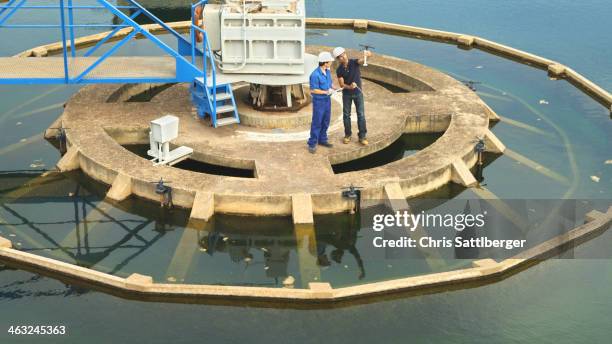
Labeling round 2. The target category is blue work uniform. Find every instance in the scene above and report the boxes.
[308,67,333,148]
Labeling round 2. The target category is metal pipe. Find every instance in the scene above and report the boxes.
[67,0,75,57]
[59,0,70,83]
[83,10,142,57]
[0,0,26,26]
[0,6,138,9]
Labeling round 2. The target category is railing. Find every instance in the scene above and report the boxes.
[191,0,217,114]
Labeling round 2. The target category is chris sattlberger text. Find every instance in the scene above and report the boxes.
[370,211,527,250]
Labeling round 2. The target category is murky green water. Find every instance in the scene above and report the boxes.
[0,1,611,343]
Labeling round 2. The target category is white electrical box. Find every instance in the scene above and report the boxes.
[204,0,305,75]
[147,115,192,166]
[150,115,179,143]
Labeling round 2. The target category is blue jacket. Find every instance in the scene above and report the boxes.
[310,67,332,99]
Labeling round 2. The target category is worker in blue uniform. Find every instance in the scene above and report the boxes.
[308,51,337,154]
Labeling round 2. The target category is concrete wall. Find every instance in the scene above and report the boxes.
[1,207,609,304]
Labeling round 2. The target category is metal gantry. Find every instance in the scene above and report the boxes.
[0,0,239,127]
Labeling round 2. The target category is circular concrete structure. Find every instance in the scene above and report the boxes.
[54,46,502,216]
[233,85,319,129]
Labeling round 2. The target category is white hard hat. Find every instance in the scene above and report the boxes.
[318,51,334,63]
[332,47,346,58]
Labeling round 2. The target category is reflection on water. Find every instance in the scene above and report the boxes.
[0,171,478,288]
[6,170,604,290]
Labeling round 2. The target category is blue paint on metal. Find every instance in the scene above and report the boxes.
[74,29,141,82]
[59,0,70,82]
[0,5,138,10]
[0,0,26,26]
[0,0,239,127]
[67,0,75,58]
[1,24,132,28]
[0,0,19,18]
[83,10,142,57]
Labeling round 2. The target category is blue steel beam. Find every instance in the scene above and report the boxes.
[0,0,26,26]
[83,9,142,57]
[0,6,138,10]
[73,28,141,82]
[1,24,132,28]
[123,0,191,46]
[0,0,18,18]
[67,0,75,57]
[59,0,70,82]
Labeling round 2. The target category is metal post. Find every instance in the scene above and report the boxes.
[190,5,195,64]
[59,0,70,83]
[0,0,19,19]
[67,0,75,57]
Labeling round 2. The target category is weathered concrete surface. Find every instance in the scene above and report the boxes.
[451,160,477,187]
[0,57,176,80]
[548,63,566,76]
[56,47,496,215]
[56,147,80,172]
[106,172,132,202]
[585,210,605,223]
[190,191,215,221]
[383,183,408,211]
[484,129,506,153]
[0,236,12,249]
[125,273,154,292]
[353,19,369,31]
[457,35,475,47]
[292,194,314,224]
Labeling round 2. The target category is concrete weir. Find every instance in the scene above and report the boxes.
[50,47,500,218]
[1,207,610,305]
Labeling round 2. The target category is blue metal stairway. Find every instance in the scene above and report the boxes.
[0,0,239,128]
[189,1,240,128]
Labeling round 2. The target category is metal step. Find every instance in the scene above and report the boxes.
[216,117,239,127]
[216,105,236,114]
[212,92,232,101]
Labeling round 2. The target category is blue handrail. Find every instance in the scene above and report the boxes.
[0,0,204,85]
[191,0,217,114]
[59,0,69,82]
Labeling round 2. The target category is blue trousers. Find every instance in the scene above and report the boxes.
[308,96,331,148]
[343,92,367,139]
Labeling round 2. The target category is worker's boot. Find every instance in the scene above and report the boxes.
[343,136,351,144]
[308,146,316,154]
[359,138,369,146]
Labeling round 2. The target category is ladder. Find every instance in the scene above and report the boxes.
[190,1,240,128]
[191,78,240,128]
